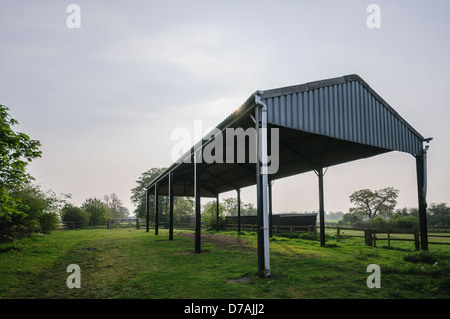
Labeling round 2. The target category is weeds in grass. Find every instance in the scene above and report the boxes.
[402,251,439,264]
[354,248,380,260]
[324,241,341,248]
[1,229,449,299]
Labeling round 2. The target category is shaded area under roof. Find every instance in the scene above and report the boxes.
[145,74,425,197]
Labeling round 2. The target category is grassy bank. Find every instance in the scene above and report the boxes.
[0,228,449,299]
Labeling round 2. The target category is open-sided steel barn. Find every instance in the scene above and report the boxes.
[144,74,431,277]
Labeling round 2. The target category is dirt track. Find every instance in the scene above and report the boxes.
[178,232,256,252]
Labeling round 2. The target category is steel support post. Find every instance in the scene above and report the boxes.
[154,183,159,235]
[268,181,273,238]
[237,188,241,233]
[168,172,174,241]
[255,94,270,277]
[194,150,202,253]
[145,188,150,232]
[255,103,263,276]
[317,168,326,247]
[216,194,220,232]
[416,152,429,251]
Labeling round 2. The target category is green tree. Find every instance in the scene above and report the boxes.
[222,197,256,216]
[349,187,399,219]
[388,214,418,230]
[82,198,110,223]
[174,196,194,225]
[395,207,418,216]
[340,212,363,225]
[202,201,225,230]
[60,203,90,226]
[428,203,450,228]
[0,104,41,221]
[103,193,129,219]
[222,197,238,216]
[242,202,256,216]
[130,168,169,221]
[1,183,63,239]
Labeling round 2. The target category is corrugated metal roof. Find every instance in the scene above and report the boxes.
[145,74,427,194]
[261,74,424,156]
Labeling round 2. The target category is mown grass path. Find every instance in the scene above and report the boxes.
[1,228,449,299]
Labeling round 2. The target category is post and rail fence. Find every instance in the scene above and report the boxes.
[59,218,145,230]
[58,219,450,249]
[327,225,450,249]
[223,223,316,235]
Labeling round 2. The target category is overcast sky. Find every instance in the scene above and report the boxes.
[1,0,449,215]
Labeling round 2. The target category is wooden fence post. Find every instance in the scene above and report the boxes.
[364,230,373,246]
[387,231,391,247]
[373,230,376,247]
[107,219,110,230]
[336,226,340,242]
[414,229,420,250]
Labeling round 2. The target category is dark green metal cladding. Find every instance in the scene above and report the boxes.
[262,75,424,156]
[144,74,427,197]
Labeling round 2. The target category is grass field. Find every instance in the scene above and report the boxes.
[0,228,449,299]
